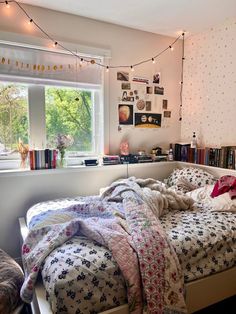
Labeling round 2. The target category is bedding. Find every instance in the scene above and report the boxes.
[21,176,236,314]
[166,167,216,193]
[187,185,236,212]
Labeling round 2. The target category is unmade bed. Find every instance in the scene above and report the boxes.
[19,171,236,314]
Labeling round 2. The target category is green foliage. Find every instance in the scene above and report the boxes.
[0,84,93,153]
[0,84,28,151]
[45,87,93,152]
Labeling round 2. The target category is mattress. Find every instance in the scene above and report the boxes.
[26,198,236,313]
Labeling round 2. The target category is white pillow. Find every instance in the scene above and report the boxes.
[166,167,216,193]
[187,185,236,212]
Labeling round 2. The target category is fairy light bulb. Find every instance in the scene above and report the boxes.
[131,65,134,72]
[53,42,58,47]
[106,66,109,73]
[27,18,33,25]
[80,58,84,66]
[152,58,156,64]
[169,45,174,51]
[5,1,10,8]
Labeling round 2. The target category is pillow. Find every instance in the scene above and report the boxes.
[166,167,216,193]
[0,249,24,314]
[187,185,236,212]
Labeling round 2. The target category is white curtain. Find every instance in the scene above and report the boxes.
[0,42,102,86]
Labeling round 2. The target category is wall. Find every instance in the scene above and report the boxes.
[0,3,182,154]
[181,18,236,147]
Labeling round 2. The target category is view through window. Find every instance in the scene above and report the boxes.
[0,83,29,156]
[45,86,93,154]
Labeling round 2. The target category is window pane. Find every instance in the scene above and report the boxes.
[0,83,29,155]
[45,86,93,153]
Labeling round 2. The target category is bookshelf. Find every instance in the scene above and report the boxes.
[174,144,236,170]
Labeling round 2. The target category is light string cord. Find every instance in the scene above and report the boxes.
[179,32,185,121]
[0,0,183,70]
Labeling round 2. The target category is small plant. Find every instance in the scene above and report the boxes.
[17,138,29,168]
[56,134,73,167]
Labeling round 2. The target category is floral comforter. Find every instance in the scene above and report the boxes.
[21,177,195,314]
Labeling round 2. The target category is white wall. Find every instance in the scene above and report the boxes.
[0,3,182,154]
[181,18,236,147]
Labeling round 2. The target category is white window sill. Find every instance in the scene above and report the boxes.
[0,161,175,178]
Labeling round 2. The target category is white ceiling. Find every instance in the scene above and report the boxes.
[19,0,236,37]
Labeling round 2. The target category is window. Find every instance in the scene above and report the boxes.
[0,82,29,156]
[0,82,103,169]
[0,40,106,169]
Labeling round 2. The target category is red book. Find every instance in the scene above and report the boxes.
[29,150,35,170]
[52,149,57,169]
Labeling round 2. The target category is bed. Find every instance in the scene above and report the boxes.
[19,168,236,314]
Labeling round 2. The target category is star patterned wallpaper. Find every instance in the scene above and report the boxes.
[181,18,236,147]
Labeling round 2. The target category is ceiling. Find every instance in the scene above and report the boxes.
[19,0,236,37]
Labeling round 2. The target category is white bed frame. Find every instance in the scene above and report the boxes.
[19,217,236,314]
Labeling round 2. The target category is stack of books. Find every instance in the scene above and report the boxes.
[174,143,236,169]
[103,155,120,165]
[29,149,57,170]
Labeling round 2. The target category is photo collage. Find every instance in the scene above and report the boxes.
[117,71,171,128]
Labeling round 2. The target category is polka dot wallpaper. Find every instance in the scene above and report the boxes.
[181,18,236,147]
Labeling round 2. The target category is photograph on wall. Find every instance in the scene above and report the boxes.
[117,71,129,81]
[136,99,145,110]
[146,101,152,111]
[119,104,133,125]
[121,91,129,101]
[154,86,164,95]
[164,110,171,118]
[121,82,131,90]
[153,72,161,84]
[146,86,153,94]
[135,113,161,128]
[162,99,168,109]
[132,76,149,84]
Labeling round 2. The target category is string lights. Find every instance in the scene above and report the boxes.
[0,0,183,72]
[5,1,10,9]
[179,32,185,122]
[0,1,185,122]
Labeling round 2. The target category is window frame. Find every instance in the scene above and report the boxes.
[0,80,105,168]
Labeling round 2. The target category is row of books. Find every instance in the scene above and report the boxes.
[29,149,57,170]
[174,143,236,169]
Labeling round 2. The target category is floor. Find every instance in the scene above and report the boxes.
[194,295,236,313]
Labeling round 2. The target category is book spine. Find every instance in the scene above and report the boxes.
[45,149,49,169]
[53,150,57,169]
[34,150,38,170]
[41,150,45,169]
[204,148,209,165]
[227,149,234,169]
[29,150,35,170]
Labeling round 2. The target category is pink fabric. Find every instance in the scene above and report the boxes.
[211,175,236,199]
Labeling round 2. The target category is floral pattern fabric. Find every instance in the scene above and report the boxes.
[161,204,236,282]
[42,236,127,314]
[165,167,216,193]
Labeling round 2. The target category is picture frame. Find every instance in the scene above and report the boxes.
[117,71,129,81]
[121,82,131,90]
[146,101,152,111]
[118,104,133,125]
